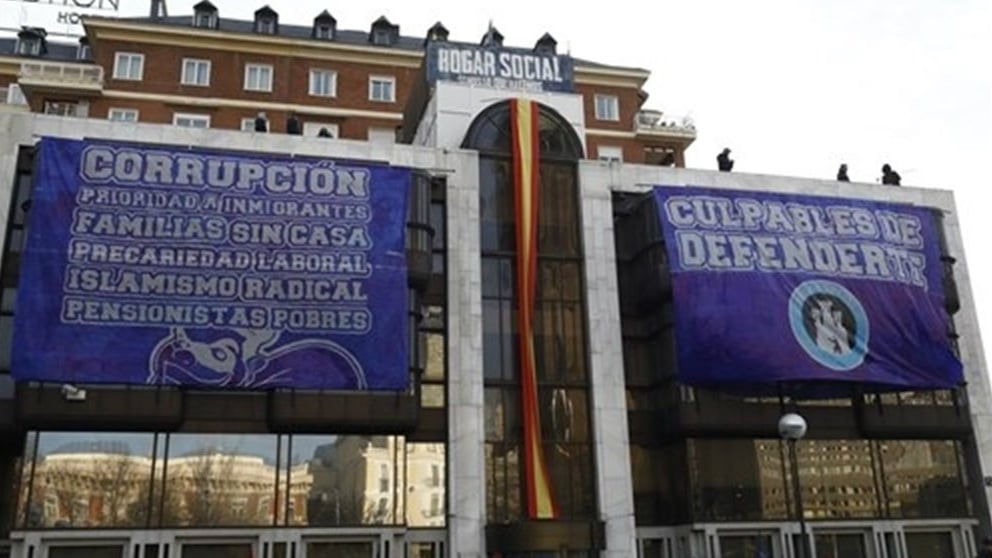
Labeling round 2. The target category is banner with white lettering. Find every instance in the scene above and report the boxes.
[653,185,963,395]
[12,138,411,390]
[425,43,573,92]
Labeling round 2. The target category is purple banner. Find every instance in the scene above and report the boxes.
[653,185,962,394]
[12,138,411,390]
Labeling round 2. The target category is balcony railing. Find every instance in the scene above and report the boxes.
[635,109,696,138]
[18,61,104,89]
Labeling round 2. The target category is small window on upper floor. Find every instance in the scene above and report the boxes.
[181,58,211,87]
[372,29,391,45]
[113,52,145,81]
[256,17,276,34]
[16,38,41,57]
[194,11,217,28]
[309,69,337,97]
[594,94,619,121]
[315,24,333,39]
[369,75,395,103]
[244,63,273,92]
[108,108,139,123]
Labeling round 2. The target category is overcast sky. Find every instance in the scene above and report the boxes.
[11,0,992,370]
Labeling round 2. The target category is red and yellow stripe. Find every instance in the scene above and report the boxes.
[510,98,558,519]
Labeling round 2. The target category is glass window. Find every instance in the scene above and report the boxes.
[21,432,156,528]
[880,440,968,518]
[181,543,256,558]
[795,440,879,519]
[194,12,215,28]
[173,113,210,128]
[16,38,41,56]
[688,439,789,521]
[719,534,774,558]
[113,52,144,80]
[292,435,407,527]
[309,69,337,97]
[256,18,276,34]
[48,547,125,558]
[814,533,867,558]
[406,443,446,526]
[369,76,395,102]
[594,94,619,121]
[162,433,278,527]
[302,122,339,138]
[241,116,268,132]
[315,24,333,40]
[181,58,211,86]
[306,542,374,558]
[76,44,90,60]
[244,64,273,92]
[108,108,138,122]
[905,531,955,558]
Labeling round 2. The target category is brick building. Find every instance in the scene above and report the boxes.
[0,1,696,165]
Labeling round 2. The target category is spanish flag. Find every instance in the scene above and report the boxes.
[510,98,558,519]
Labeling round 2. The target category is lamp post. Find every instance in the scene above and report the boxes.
[779,412,809,558]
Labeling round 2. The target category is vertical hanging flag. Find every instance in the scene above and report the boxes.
[510,98,558,519]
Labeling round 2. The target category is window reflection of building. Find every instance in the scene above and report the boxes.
[304,437,445,527]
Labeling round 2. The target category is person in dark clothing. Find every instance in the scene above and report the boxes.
[318,127,333,138]
[975,536,992,558]
[254,111,268,133]
[881,163,901,185]
[286,112,302,135]
[837,164,850,182]
[717,148,733,172]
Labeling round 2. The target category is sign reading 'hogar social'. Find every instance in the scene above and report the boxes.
[425,42,573,92]
[12,138,411,390]
[653,185,962,395]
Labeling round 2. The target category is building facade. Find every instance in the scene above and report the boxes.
[0,1,696,166]
[0,5,990,558]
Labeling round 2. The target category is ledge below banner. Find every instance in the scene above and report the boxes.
[485,520,606,553]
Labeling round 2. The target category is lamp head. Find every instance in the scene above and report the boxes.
[778,412,808,440]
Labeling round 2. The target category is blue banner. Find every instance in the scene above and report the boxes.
[12,138,411,390]
[425,42,574,93]
[653,185,962,394]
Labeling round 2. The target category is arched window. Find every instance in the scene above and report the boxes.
[461,100,583,160]
[465,100,596,529]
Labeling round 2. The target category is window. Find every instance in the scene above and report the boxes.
[108,108,139,122]
[369,75,395,102]
[181,58,211,86]
[314,24,333,39]
[372,29,391,45]
[173,113,210,128]
[308,69,337,97]
[597,146,623,162]
[378,463,389,493]
[240,117,268,132]
[594,94,619,121]
[194,12,216,28]
[302,122,339,138]
[113,52,145,81]
[44,101,81,117]
[256,18,276,34]
[16,39,41,56]
[244,64,273,92]
[76,43,90,60]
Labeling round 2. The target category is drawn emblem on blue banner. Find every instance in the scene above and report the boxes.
[788,280,870,371]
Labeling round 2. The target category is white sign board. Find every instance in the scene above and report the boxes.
[0,0,122,37]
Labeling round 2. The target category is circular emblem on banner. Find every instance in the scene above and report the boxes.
[788,280,869,371]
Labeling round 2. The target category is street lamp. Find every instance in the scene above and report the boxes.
[779,412,809,558]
